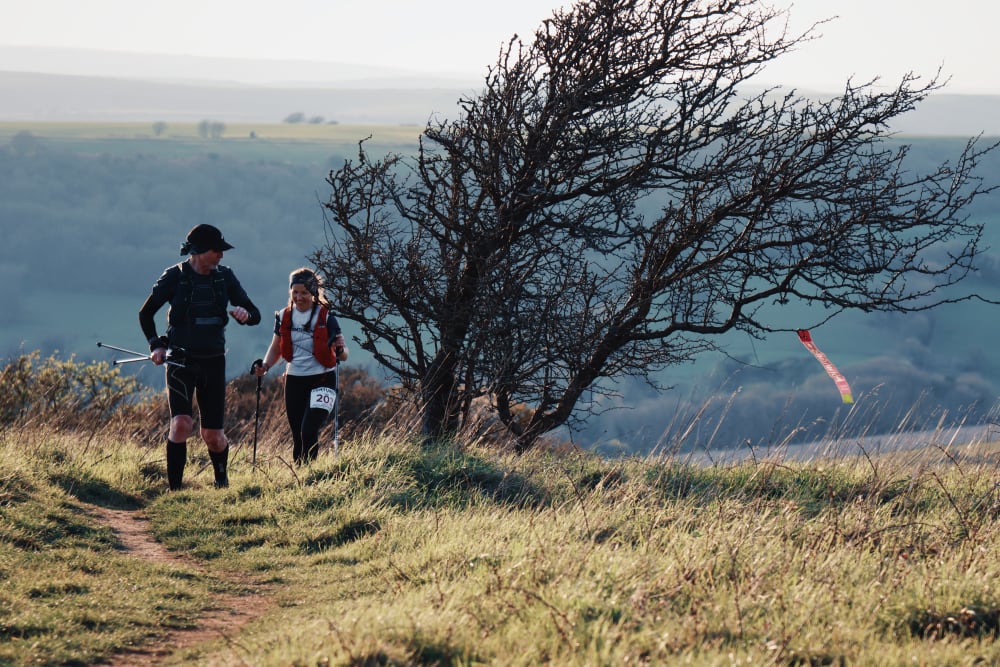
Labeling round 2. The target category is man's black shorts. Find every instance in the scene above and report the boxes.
[165,355,226,429]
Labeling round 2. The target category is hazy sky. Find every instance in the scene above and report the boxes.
[2,0,998,93]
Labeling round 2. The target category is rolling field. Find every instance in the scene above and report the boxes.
[0,120,423,163]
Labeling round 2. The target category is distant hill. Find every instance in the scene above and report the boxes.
[0,70,472,125]
[0,45,478,125]
[880,93,1000,136]
[0,45,998,133]
[0,45,481,88]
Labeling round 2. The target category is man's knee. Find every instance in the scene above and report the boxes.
[202,428,228,452]
[169,415,194,441]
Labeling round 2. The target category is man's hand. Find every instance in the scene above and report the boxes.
[148,336,169,365]
[229,306,249,323]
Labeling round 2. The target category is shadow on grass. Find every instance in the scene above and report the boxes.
[49,472,144,510]
[301,518,382,554]
[907,605,1000,640]
[389,446,548,510]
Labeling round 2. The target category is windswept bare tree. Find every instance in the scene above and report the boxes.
[316,0,998,452]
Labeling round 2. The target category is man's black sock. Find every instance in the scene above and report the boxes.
[166,439,187,490]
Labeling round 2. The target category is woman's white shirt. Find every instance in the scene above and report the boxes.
[283,307,335,376]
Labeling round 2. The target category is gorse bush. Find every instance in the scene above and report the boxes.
[0,350,145,428]
[0,350,389,443]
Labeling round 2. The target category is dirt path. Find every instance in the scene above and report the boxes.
[87,506,273,666]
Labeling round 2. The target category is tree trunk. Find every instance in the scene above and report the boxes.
[421,350,459,443]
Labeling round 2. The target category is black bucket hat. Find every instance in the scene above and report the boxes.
[180,224,234,255]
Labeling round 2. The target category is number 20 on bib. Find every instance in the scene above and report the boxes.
[309,386,337,412]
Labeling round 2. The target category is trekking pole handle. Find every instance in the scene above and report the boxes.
[111,356,151,365]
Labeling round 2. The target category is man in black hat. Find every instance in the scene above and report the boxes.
[139,224,261,490]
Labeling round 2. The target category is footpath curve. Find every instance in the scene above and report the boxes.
[86,505,272,666]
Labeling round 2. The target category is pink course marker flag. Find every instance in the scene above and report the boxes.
[797,330,854,404]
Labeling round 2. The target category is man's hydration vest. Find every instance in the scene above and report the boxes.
[279,304,337,368]
[167,262,229,353]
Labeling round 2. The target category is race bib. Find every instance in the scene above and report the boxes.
[309,386,337,412]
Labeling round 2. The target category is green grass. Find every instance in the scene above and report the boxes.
[0,436,215,665]
[2,417,1000,665]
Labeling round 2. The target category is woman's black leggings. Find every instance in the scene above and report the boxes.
[284,371,336,463]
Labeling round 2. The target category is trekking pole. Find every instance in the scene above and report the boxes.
[333,362,341,457]
[97,341,185,367]
[250,359,263,468]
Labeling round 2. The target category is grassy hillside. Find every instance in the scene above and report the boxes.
[3,409,1000,665]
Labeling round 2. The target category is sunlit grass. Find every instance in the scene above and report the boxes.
[2,414,1000,665]
[0,120,422,164]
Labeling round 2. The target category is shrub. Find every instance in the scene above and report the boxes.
[0,351,397,446]
[0,350,145,428]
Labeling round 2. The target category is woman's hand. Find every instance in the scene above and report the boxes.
[334,335,349,362]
